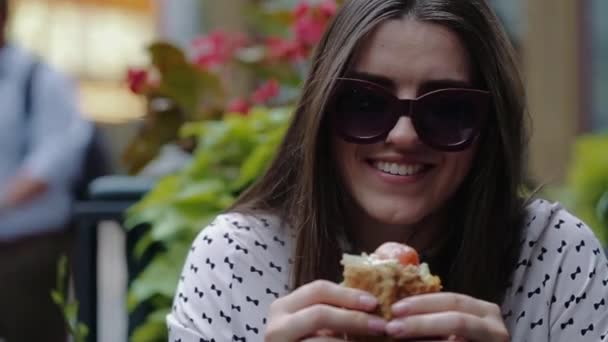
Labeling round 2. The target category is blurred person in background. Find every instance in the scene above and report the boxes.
[0,0,93,340]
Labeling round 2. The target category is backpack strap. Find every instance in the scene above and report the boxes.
[21,59,40,156]
[23,59,40,120]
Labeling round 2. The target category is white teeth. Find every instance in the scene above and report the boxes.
[374,162,424,176]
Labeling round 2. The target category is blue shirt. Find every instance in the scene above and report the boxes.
[0,44,92,240]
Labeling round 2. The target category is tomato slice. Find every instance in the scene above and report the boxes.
[374,242,420,266]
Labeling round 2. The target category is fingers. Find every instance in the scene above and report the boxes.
[276,280,379,313]
[392,293,500,319]
[277,304,386,340]
[302,337,347,342]
[386,311,507,341]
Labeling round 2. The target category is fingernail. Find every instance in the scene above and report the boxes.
[368,317,387,332]
[386,321,404,335]
[392,302,409,315]
[358,294,378,308]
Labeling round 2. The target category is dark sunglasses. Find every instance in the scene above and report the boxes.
[327,78,491,151]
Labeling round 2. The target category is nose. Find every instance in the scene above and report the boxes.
[385,116,421,147]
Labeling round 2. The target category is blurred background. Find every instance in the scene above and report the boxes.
[1,0,606,341]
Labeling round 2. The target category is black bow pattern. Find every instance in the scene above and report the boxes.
[527,287,541,298]
[223,233,234,244]
[537,247,547,261]
[273,236,286,246]
[194,287,204,298]
[589,268,596,279]
[575,240,586,252]
[594,298,605,310]
[553,219,565,229]
[232,274,243,283]
[178,292,188,303]
[246,296,260,306]
[232,220,251,231]
[201,313,212,324]
[254,240,268,250]
[250,266,263,276]
[211,284,222,297]
[190,264,199,273]
[570,267,582,280]
[560,318,574,330]
[542,274,551,287]
[269,262,282,272]
[530,318,543,329]
[266,288,279,298]
[224,257,234,270]
[231,304,241,312]
[206,258,215,270]
[219,310,231,323]
[246,324,259,334]
[202,235,213,244]
[235,244,249,254]
[232,336,245,342]
[581,324,594,336]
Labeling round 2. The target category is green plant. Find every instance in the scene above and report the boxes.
[125,106,291,341]
[555,134,608,244]
[124,1,340,339]
[51,255,88,342]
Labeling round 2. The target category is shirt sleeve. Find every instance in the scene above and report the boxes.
[167,213,288,341]
[548,211,608,341]
[21,64,92,187]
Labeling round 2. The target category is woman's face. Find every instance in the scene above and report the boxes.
[333,18,477,230]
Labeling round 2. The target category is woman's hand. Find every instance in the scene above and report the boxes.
[264,280,388,341]
[385,292,509,342]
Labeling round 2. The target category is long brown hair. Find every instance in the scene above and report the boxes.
[232,0,528,304]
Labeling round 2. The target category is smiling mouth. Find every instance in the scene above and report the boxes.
[370,161,431,176]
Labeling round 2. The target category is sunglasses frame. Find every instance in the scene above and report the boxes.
[327,77,492,152]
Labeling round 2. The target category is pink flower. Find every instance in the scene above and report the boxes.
[292,0,337,47]
[319,0,337,17]
[192,30,247,70]
[266,37,307,62]
[251,79,280,104]
[127,68,149,94]
[227,98,251,115]
[294,15,327,46]
[293,2,310,19]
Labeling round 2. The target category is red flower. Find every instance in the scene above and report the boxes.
[266,37,307,62]
[192,30,247,70]
[227,98,251,115]
[251,79,280,104]
[127,68,149,94]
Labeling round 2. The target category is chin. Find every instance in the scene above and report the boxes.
[366,200,432,227]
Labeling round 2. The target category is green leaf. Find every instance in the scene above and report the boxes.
[65,302,79,323]
[129,242,190,305]
[50,290,64,306]
[133,232,155,261]
[597,191,608,228]
[130,319,166,342]
[76,323,89,342]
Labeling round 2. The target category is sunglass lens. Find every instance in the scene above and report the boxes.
[416,92,478,147]
[333,83,395,140]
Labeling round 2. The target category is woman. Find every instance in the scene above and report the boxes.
[167,0,608,341]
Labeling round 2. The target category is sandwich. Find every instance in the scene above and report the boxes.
[341,242,442,321]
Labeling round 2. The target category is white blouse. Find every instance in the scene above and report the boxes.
[167,199,608,341]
